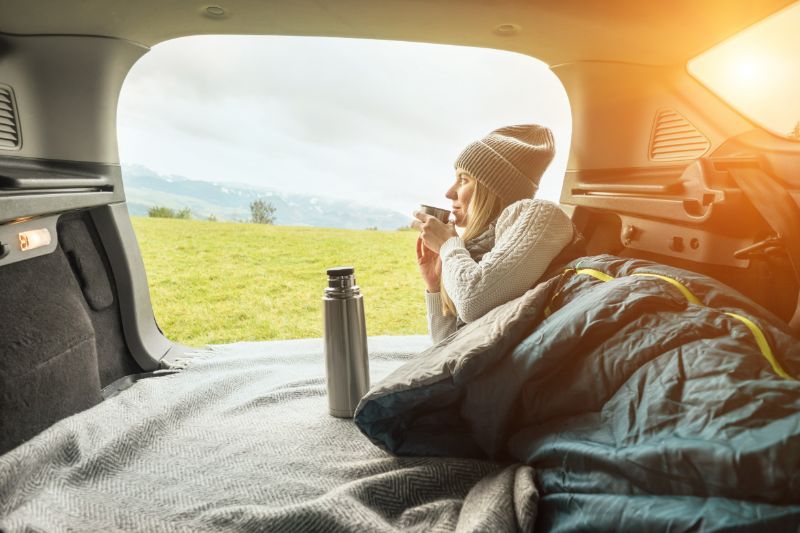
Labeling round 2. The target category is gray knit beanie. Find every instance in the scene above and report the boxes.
[454,124,555,205]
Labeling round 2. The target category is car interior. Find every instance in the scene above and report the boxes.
[1,0,799,531]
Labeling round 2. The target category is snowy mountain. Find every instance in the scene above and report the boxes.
[122,164,411,230]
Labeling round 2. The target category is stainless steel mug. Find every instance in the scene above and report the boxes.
[323,266,370,418]
[419,204,451,223]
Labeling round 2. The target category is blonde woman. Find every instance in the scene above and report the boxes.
[412,125,574,342]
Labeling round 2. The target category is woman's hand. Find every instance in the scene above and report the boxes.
[411,211,457,254]
[416,236,441,292]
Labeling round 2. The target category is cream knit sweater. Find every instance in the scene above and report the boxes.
[425,199,574,343]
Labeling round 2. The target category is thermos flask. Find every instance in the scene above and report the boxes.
[323,266,370,418]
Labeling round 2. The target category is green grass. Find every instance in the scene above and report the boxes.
[130,217,427,346]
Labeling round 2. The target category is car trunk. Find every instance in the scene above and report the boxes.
[1,1,799,458]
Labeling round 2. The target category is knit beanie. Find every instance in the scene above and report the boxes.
[454,124,555,205]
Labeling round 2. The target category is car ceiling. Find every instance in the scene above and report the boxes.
[0,0,795,65]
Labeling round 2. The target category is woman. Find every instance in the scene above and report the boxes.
[412,124,574,342]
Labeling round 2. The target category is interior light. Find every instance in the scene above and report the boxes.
[18,228,51,251]
[493,24,520,37]
[205,5,226,18]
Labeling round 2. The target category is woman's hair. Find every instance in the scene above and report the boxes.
[440,178,505,316]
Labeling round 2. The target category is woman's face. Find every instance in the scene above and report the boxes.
[445,168,476,228]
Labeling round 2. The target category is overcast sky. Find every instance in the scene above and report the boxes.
[117,35,572,217]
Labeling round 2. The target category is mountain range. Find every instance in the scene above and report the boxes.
[121,164,411,230]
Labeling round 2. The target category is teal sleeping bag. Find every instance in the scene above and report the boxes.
[355,255,800,531]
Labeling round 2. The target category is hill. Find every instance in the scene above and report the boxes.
[122,164,411,230]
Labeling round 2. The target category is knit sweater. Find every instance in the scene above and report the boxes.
[425,199,574,343]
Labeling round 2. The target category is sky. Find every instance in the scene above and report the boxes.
[117,35,572,217]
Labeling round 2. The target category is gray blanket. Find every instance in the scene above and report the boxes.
[0,336,536,532]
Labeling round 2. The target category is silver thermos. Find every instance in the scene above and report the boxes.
[323,266,370,418]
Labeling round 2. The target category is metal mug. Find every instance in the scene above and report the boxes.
[419,204,451,223]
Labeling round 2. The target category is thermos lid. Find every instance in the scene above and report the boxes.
[327,266,355,277]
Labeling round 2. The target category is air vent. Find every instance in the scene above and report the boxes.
[0,85,21,150]
[648,108,709,161]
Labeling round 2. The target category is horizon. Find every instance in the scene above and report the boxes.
[123,162,408,214]
[123,163,415,229]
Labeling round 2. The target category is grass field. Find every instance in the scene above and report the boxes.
[130,217,428,346]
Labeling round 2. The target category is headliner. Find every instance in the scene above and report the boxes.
[0,0,794,65]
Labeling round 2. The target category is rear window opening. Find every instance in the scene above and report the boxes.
[117,35,572,345]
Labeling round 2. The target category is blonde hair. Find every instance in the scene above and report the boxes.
[440,179,504,316]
